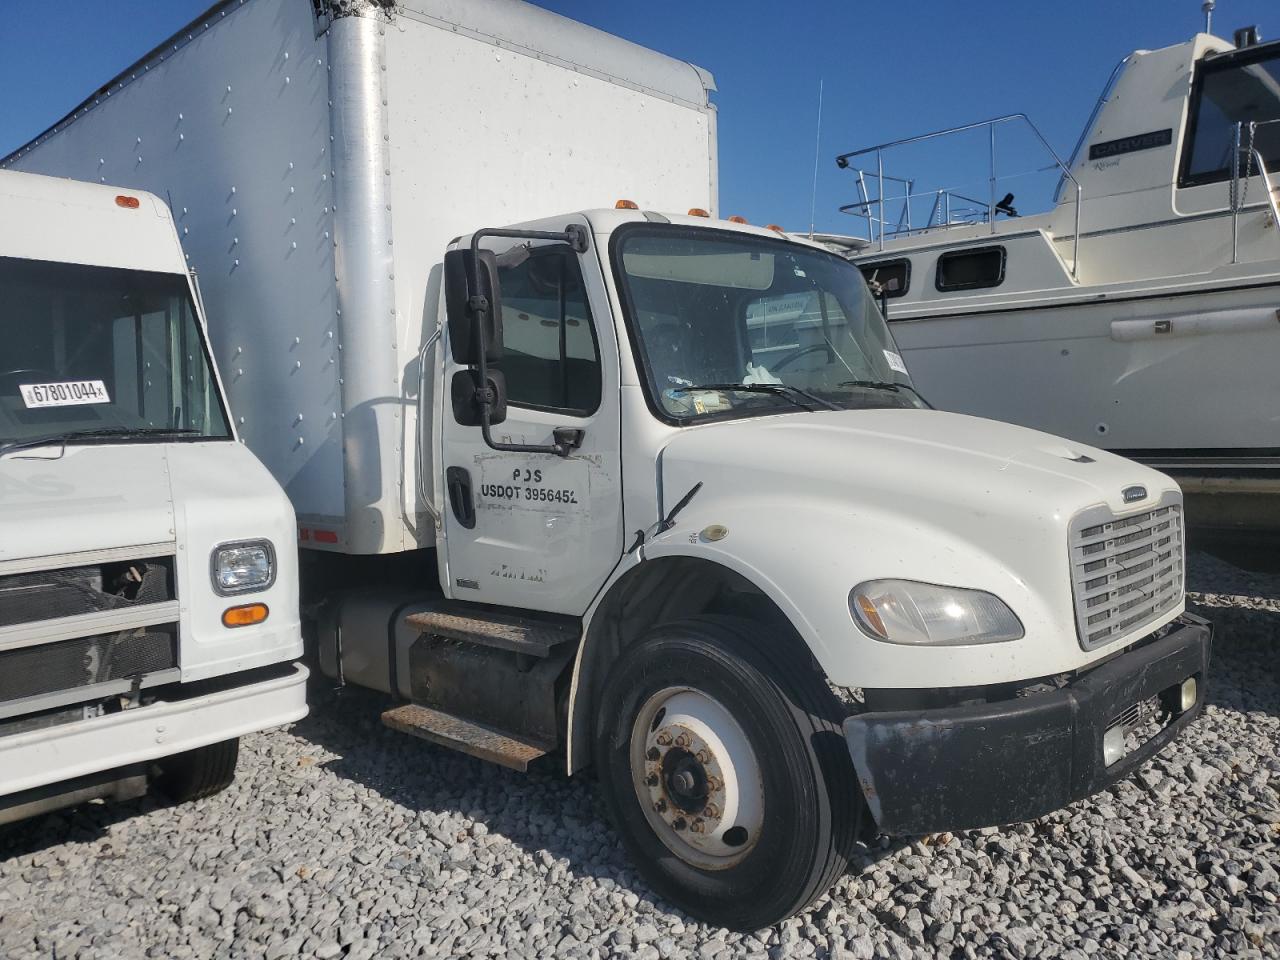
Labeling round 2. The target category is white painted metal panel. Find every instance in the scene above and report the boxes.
[0,172,185,274]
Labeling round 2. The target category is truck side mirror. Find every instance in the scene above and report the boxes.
[444,248,504,365]
[451,368,508,427]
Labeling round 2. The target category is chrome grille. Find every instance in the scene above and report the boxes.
[1069,497,1184,650]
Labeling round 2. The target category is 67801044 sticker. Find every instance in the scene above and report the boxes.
[18,380,112,409]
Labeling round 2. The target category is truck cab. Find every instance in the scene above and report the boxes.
[0,171,307,824]
[348,206,1210,929]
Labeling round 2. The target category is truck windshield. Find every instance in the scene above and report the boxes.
[612,226,926,423]
[0,257,231,450]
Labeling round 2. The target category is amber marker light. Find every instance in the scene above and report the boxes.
[115,195,141,209]
[727,215,748,224]
[615,199,640,209]
[687,208,710,217]
[223,603,269,628]
[765,224,787,233]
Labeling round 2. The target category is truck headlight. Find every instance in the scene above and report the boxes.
[849,579,1023,646]
[211,540,276,595]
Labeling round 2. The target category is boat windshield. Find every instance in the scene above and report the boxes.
[0,257,231,451]
[1184,44,1280,185]
[612,226,926,423]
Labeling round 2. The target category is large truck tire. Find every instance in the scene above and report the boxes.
[153,738,240,803]
[593,615,859,930]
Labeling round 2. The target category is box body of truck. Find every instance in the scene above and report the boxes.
[0,171,307,824]
[4,0,718,557]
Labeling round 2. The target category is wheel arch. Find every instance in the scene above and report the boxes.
[565,551,824,774]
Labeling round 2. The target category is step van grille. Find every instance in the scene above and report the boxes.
[0,556,175,629]
[0,627,178,704]
[1069,497,1184,651]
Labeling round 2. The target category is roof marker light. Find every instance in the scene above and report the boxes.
[765,224,787,233]
[115,195,141,209]
[615,199,639,210]
[687,208,710,218]
[727,215,748,224]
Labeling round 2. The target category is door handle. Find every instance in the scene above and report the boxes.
[446,466,476,529]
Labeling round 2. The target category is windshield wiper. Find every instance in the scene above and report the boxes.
[0,427,204,458]
[838,379,932,407]
[672,383,840,412]
[838,379,901,392]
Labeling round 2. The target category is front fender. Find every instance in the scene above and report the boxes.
[637,491,1085,690]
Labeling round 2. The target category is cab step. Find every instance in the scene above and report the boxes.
[405,604,578,658]
[381,703,550,772]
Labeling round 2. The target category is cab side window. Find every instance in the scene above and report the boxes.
[495,247,601,415]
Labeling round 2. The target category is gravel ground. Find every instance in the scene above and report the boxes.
[1,552,1277,960]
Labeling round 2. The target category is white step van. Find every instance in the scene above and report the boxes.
[4,0,1212,929]
[0,171,307,825]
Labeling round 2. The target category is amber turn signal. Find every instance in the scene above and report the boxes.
[115,195,141,209]
[222,603,269,628]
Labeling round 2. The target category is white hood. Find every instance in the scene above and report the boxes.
[0,446,176,560]
[651,408,1183,688]
[0,440,301,682]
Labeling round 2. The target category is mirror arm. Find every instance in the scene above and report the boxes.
[468,225,591,458]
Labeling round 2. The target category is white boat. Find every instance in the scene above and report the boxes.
[823,21,1280,550]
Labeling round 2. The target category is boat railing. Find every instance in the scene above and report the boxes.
[1231,119,1280,263]
[835,114,1083,280]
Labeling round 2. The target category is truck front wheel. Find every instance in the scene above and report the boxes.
[593,616,859,930]
[153,738,240,803]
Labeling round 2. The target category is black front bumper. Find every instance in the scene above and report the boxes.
[844,614,1212,836]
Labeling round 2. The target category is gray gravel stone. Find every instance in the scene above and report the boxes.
[0,551,1276,960]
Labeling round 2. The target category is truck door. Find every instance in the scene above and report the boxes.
[439,222,623,614]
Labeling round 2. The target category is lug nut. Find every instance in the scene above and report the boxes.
[703,803,720,818]
[645,774,659,787]
[675,732,691,748]
[690,819,705,833]
[696,749,711,764]
[654,798,667,813]
[655,732,672,746]
[646,747,660,761]
[673,817,687,831]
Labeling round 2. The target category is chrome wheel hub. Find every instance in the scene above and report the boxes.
[630,687,763,869]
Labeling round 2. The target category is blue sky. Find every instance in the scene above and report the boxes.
[1,0,1273,234]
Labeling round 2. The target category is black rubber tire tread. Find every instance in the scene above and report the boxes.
[154,738,240,803]
[593,615,859,930]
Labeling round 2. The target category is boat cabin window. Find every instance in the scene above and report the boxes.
[935,247,1006,292]
[1180,43,1280,187]
[858,259,910,299]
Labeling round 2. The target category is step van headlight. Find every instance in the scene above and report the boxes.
[850,579,1024,646]
[211,540,276,595]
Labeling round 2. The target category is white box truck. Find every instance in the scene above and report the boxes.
[0,170,308,825]
[5,0,1212,929]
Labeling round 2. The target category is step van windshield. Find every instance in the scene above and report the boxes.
[0,257,231,448]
